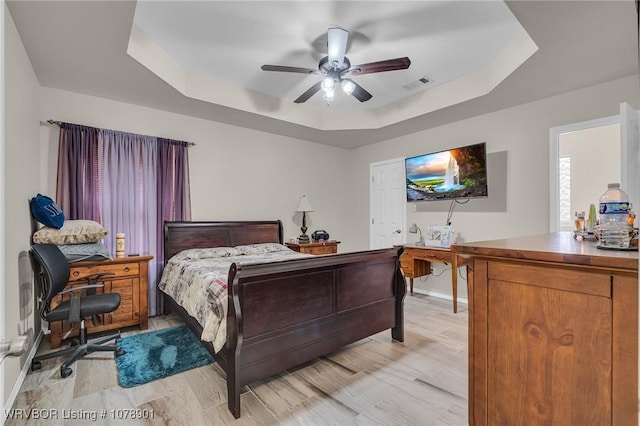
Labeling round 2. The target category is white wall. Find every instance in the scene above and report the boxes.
[351,74,640,299]
[39,88,359,252]
[3,3,42,408]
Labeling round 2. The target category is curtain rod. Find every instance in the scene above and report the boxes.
[42,119,196,147]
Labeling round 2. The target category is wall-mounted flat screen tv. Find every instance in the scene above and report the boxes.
[405,142,488,202]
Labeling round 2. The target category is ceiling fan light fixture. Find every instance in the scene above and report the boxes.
[341,79,356,95]
[322,89,335,102]
[321,77,335,92]
[261,27,410,104]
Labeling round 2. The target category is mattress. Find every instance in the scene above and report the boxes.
[158,243,312,352]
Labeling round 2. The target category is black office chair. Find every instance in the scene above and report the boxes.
[30,243,124,378]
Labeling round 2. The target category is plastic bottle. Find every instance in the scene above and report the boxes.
[598,183,631,248]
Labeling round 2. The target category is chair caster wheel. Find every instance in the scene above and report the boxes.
[31,361,42,371]
[116,348,125,357]
[60,367,73,378]
[69,338,80,347]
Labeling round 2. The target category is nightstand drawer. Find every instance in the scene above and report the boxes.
[286,241,340,255]
[308,245,336,255]
[69,262,139,281]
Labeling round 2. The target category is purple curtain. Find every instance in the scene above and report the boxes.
[56,124,191,316]
[56,123,101,221]
[155,138,192,313]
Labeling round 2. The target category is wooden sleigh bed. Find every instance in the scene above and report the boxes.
[161,220,406,418]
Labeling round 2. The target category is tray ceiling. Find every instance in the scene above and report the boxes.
[7,1,639,148]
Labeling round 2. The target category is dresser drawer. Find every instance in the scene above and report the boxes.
[69,262,139,281]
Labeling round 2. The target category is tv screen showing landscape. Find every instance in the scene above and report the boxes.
[405,142,488,202]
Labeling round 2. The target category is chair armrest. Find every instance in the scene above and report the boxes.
[58,283,105,297]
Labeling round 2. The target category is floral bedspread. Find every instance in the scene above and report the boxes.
[158,243,312,352]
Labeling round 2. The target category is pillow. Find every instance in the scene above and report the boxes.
[32,220,107,244]
[57,242,112,263]
[234,243,290,255]
[170,247,241,262]
[30,194,65,229]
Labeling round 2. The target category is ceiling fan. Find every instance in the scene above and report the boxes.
[261,27,411,104]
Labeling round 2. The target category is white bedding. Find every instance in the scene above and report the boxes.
[158,243,312,352]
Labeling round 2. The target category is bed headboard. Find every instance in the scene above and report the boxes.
[163,220,284,262]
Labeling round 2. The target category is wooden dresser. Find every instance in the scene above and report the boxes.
[48,255,153,348]
[285,241,340,255]
[454,233,638,425]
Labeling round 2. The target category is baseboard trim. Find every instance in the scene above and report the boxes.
[410,287,469,306]
[3,330,43,419]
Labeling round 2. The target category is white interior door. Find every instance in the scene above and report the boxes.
[370,158,406,249]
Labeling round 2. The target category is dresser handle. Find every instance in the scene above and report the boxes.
[72,271,79,277]
[123,267,130,272]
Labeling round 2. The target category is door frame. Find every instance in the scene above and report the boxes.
[549,114,620,232]
[369,158,407,249]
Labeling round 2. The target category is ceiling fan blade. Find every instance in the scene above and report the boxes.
[348,57,411,76]
[327,27,349,68]
[261,65,318,74]
[344,79,373,102]
[294,81,322,103]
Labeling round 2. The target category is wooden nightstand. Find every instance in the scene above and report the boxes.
[48,255,152,348]
[286,241,340,255]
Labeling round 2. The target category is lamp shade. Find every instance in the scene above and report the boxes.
[296,195,314,212]
[408,223,425,246]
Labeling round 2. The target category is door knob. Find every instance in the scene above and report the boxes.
[394,229,401,234]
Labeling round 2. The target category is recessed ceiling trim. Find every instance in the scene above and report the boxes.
[379,28,539,122]
[128,21,537,132]
[127,25,188,94]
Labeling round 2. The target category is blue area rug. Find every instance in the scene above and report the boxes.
[115,325,213,388]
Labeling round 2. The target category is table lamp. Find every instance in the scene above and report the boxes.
[409,223,425,246]
[296,195,314,244]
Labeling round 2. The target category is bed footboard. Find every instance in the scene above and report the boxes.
[162,220,405,419]
[223,247,405,418]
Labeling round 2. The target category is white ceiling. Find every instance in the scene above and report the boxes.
[6,1,639,148]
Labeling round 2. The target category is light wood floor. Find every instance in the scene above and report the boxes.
[7,294,468,425]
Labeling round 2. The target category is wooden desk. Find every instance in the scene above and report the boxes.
[400,245,466,313]
[286,241,340,255]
